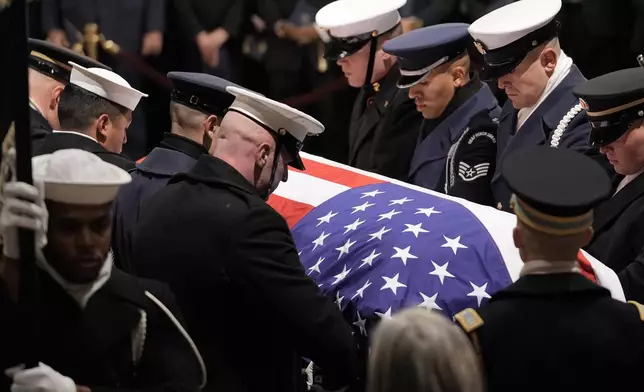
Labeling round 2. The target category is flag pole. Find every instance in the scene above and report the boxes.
[1,0,40,366]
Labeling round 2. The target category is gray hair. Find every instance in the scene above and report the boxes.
[368,308,483,392]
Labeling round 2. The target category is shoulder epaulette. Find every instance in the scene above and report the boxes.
[628,301,644,321]
[454,308,484,333]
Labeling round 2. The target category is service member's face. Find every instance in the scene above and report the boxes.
[600,121,644,175]
[98,111,132,154]
[408,64,462,119]
[337,44,392,88]
[497,47,557,110]
[44,201,113,284]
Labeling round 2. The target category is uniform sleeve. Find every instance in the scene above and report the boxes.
[91,283,202,392]
[172,0,204,40]
[371,95,424,181]
[619,245,644,304]
[221,0,244,39]
[230,207,358,389]
[447,115,497,206]
[144,0,166,33]
[41,0,63,33]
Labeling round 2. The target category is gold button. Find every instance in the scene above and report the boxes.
[497,202,503,210]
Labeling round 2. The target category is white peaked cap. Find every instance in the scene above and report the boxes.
[316,0,406,38]
[225,86,324,142]
[69,61,148,111]
[468,0,562,50]
[32,149,132,205]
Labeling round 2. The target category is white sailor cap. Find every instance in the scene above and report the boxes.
[69,61,148,111]
[225,86,324,171]
[468,0,562,80]
[32,149,132,205]
[315,0,406,60]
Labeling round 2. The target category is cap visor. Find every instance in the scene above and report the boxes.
[589,124,629,147]
[290,154,305,171]
[397,73,427,89]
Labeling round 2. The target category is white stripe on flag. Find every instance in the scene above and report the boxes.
[273,170,350,207]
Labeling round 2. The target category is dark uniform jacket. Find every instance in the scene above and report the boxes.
[409,81,500,205]
[348,66,423,181]
[0,268,201,392]
[455,273,644,392]
[113,133,207,273]
[491,66,594,211]
[30,106,53,153]
[132,155,358,392]
[35,131,135,171]
[585,174,644,303]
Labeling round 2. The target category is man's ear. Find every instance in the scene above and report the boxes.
[203,115,219,151]
[95,114,111,143]
[513,226,522,249]
[451,66,467,88]
[256,143,272,169]
[49,85,65,110]
[540,48,558,76]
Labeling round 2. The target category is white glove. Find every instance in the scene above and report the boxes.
[4,362,76,392]
[0,179,48,259]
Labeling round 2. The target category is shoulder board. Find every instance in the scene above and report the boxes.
[628,301,644,321]
[454,308,484,333]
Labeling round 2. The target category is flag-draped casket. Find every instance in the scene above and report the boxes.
[268,152,624,336]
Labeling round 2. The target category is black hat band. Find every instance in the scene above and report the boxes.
[28,53,71,84]
[585,97,644,146]
[324,23,400,61]
[171,89,228,117]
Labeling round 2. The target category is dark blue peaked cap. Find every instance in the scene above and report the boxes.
[167,72,238,116]
[383,23,471,88]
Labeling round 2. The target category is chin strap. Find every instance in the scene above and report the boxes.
[260,135,283,201]
[363,32,379,93]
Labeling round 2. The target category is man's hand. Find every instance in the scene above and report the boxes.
[401,16,423,33]
[141,30,163,56]
[274,21,319,45]
[5,363,77,392]
[0,180,48,260]
[47,29,69,48]
[197,28,229,68]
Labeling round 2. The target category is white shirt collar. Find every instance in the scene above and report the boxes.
[520,259,581,277]
[37,251,113,309]
[614,168,644,196]
[53,130,99,143]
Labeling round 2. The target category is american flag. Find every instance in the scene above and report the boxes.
[293,181,511,325]
[268,152,626,334]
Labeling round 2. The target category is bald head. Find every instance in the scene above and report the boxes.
[213,111,288,198]
[28,68,66,129]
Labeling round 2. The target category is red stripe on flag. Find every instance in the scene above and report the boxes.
[577,250,597,283]
[296,158,385,188]
[267,194,315,228]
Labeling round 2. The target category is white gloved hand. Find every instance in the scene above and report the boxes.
[5,362,76,392]
[0,179,48,259]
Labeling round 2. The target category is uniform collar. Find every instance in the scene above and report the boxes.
[177,155,260,198]
[365,65,401,113]
[158,132,208,161]
[491,273,609,302]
